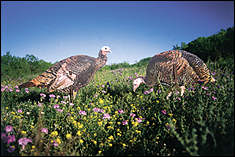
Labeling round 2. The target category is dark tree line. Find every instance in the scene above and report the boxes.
[1,52,52,81]
[173,26,234,62]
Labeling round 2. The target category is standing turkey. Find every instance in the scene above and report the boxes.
[19,46,111,100]
[133,50,216,99]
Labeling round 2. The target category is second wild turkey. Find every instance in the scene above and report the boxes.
[19,46,111,100]
[133,50,216,99]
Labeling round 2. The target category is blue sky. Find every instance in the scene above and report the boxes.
[1,1,234,65]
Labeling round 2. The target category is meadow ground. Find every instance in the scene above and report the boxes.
[1,60,234,156]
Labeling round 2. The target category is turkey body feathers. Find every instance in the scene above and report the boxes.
[19,55,102,93]
[144,50,212,87]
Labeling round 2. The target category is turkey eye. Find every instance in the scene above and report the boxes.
[105,48,107,50]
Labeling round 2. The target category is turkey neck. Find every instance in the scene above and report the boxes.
[96,53,107,70]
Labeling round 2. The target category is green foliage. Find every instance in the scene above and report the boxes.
[1,52,52,81]
[173,26,234,62]
[1,58,234,156]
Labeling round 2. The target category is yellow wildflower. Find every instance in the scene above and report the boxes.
[21,131,26,135]
[99,98,104,104]
[135,130,141,134]
[50,131,58,137]
[66,133,72,139]
[172,118,177,124]
[5,107,8,110]
[108,143,112,147]
[98,150,102,154]
[94,133,97,137]
[98,121,102,126]
[122,143,127,147]
[108,135,114,140]
[79,139,84,144]
[56,138,61,144]
[156,100,160,103]
[117,132,122,136]
[32,145,35,149]
[168,113,173,117]
[77,131,82,136]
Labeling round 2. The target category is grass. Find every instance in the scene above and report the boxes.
[1,60,234,156]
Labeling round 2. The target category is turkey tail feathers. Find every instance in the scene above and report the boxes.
[19,81,36,89]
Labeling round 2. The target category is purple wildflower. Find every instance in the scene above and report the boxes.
[7,135,16,144]
[56,109,63,112]
[49,94,55,98]
[7,145,15,153]
[144,88,154,95]
[18,109,22,113]
[53,104,60,109]
[122,120,128,125]
[202,86,208,90]
[40,93,46,98]
[15,89,20,93]
[38,103,42,107]
[118,109,124,114]
[60,101,66,104]
[9,88,13,92]
[103,113,111,119]
[130,113,136,118]
[212,96,217,101]
[18,137,32,150]
[15,85,19,89]
[93,107,101,112]
[101,84,105,88]
[161,110,167,115]
[135,73,138,77]
[41,128,48,134]
[79,110,87,115]
[53,141,59,147]
[136,117,143,123]
[5,125,13,133]
[69,103,74,106]
[25,88,29,93]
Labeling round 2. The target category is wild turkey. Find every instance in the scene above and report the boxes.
[19,46,111,100]
[133,50,216,99]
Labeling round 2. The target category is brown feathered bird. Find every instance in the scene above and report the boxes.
[133,50,215,99]
[19,46,111,100]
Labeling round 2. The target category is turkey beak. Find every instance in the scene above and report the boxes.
[108,50,112,53]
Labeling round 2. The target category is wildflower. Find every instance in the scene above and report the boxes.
[18,137,32,150]
[61,101,66,104]
[98,150,102,154]
[108,135,114,140]
[41,128,48,134]
[21,131,27,135]
[168,113,173,117]
[172,118,177,124]
[165,123,171,130]
[25,88,29,93]
[7,145,15,153]
[79,110,87,115]
[77,131,82,136]
[5,125,13,133]
[79,139,84,144]
[136,117,143,123]
[16,89,20,93]
[202,86,208,90]
[52,141,59,147]
[38,103,42,107]
[66,133,72,139]
[7,135,16,144]
[99,98,104,104]
[93,140,97,145]
[69,103,74,106]
[53,104,60,109]
[49,94,55,98]
[103,113,111,119]
[9,88,13,92]
[32,145,35,149]
[1,133,7,141]
[161,110,167,115]
[98,121,102,126]
[15,85,19,89]
[118,109,124,114]
[50,131,58,137]
[122,143,127,148]
[135,130,141,134]
[18,109,23,113]
[40,93,46,98]
[212,96,217,101]
[56,138,61,144]
[130,113,136,118]
[56,109,63,112]
[108,143,112,147]
[122,120,128,125]
[117,132,122,136]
